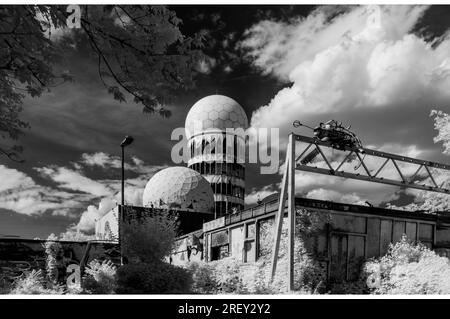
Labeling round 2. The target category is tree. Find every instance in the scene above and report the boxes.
[388,110,450,213]
[432,109,450,155]
[0,5,204,161]
[116,209,192,293]
[120,209,178,263]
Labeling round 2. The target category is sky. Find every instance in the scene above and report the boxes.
[1,5,450,239]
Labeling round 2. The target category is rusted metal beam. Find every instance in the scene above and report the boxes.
[293,134,450,194]
[294,134,450,170]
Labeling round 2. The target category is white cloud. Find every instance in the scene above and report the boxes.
[36,166,112,197]
[0,165,34,192]
[0,165,89,216]
[81,152,119,168]
[242,5,450,149]
[241,5,450,207]
[0,152,164,220]
[81,152,166,174]
[241,5,428,81]
[75,198,116,233]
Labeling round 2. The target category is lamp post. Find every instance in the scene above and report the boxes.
[120,135,134,206]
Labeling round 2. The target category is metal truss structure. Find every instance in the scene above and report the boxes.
[271,133,450,291]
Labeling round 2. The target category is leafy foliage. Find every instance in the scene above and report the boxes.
[186,254,325,295]
[431,109,450,155]
[116,262,191,294]
[186,209,329,294]
[82,259,117,294]
[0,5,203,161]
[387,109,450,212]
[121,209,178,263]
[117,209,192,293]
[9,270,65,295]
[363,235,450,294]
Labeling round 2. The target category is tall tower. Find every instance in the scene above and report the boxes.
[185,95,248,218]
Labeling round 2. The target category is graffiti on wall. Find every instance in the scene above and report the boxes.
[0,239,120,286]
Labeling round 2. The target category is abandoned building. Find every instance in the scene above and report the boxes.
[92,94,450,285]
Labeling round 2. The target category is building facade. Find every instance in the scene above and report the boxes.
[171,197,450,284]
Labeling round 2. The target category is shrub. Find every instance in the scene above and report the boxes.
[363,235,450,294]
[115,262,192,294]
[251,248,327,294]
[117,209,192,293]
[82,259,117,294]
[186,252,326,295]
[121,209,178,263]
[327,278,368,294]
[186,261,219,294]
[10,270,65,295]
[209,258,248,294]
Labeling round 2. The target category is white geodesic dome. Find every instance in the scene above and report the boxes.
[142,167,214,214]
[185,95,248,139]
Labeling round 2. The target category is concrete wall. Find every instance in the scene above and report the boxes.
[171,234,203,266]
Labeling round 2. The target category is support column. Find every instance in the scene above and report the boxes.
[287,133,296,292]
[270,137,290,282]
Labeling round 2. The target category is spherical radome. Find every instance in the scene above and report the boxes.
[142,167,214,214]
[185,95,249,139]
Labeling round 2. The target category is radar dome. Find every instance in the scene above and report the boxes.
[142,167,214,214]
[185,95,248,139]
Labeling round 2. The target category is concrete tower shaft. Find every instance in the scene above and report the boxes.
[185,95,248,217]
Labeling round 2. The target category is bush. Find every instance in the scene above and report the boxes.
[117,209,192,293]
[82,259,117,294]
[115,262,192,294]
[327,278,369,294]
[10,270,65,295]
[121,209,178,263]
[186,252,326,295]
[186,261,219,294]
[363,235,450,294]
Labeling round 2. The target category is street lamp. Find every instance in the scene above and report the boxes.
[120,135,134,206]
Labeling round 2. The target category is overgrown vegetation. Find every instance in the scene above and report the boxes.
[116,262,191,294]
[115,209,192,294]
[4,211,450,295]
[186,210,329,294]
[9,270,65,295]
[82,260,117,294]
[363,236,450,294]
